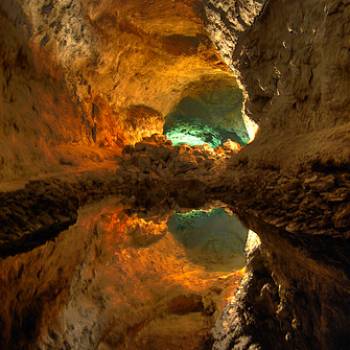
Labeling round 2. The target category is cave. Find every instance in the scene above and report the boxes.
[0,1,350,350]
[163,75,251,147]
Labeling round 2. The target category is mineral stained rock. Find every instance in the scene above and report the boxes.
[205,0,350,349]
[0,0,349,349]
[0,0,230,182]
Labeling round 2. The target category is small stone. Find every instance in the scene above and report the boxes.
[333,204,350,229]
[323,188,349,203]
[285,221,301,233]
[135,143,146,152]
[304,174,335,192]
[303,175,318,184]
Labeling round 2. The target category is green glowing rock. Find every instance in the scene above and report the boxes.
[165,122,222,147]
[165,130,210,146]
[163,76,251,147]
[164,118,243,148]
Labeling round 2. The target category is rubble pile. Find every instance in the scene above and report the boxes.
[116,134,240,208]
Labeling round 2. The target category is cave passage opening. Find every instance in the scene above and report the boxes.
[167,206,249,272]
[163,75,255,148]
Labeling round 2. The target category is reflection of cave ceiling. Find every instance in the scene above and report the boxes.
[168,208,248,269]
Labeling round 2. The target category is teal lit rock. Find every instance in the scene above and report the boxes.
[164,117,244,147]
[164,75,250,147]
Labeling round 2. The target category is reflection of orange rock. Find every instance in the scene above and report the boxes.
[0,198,244,349]
[93,207,244,349]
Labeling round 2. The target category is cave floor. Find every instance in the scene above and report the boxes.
[0,160,117,193]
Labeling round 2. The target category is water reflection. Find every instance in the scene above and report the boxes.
[168,208,249,272]
[0,199,248,350]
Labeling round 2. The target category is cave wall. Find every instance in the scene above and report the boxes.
[206,0,350,168]
[205,1,350,349]
[0,0,232,182]
[0,5,84,181]
[0,0,349,349]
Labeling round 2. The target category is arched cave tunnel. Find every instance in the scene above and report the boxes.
[163,74,253,147]
[0,1,350,350]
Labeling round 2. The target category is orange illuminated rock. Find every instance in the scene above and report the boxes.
[0,0,232,182]
[0,199,244,349]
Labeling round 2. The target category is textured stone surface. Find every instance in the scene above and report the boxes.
[204,1,350,349]
[206,0,350,169]
[0,167,120,257]
[0,0,233,182]
[115,134,241,208]
[0,0,350,349]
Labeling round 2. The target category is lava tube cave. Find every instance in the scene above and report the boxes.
[0,1,350,350]
[163,75,251,148]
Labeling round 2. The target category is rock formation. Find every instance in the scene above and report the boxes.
[205,1,350,349]
[0,0,349,350]
[0,0,229,181]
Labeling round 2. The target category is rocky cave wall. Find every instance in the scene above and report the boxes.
[205,1,350,349]
[0,0,234,182]
[164,74,250,146]
[0,0,350,349]
[206,0,350,167]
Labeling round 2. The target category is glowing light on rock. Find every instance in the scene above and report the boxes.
[164,121,245,148]
[165,125,221,147]
[245,230,261,253]
[163,76,251,148]
[243,114,259,143]
[223,139,241,152]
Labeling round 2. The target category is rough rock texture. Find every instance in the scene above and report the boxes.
[204,0,350,349]
[116,134,241,208]
[0,167,121,257]
[164,74,249,145]
[0,0,350,349]
[206,0,350,168]
[115,128,350,346]
[205,0,264,67]
[0,0,234,182]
